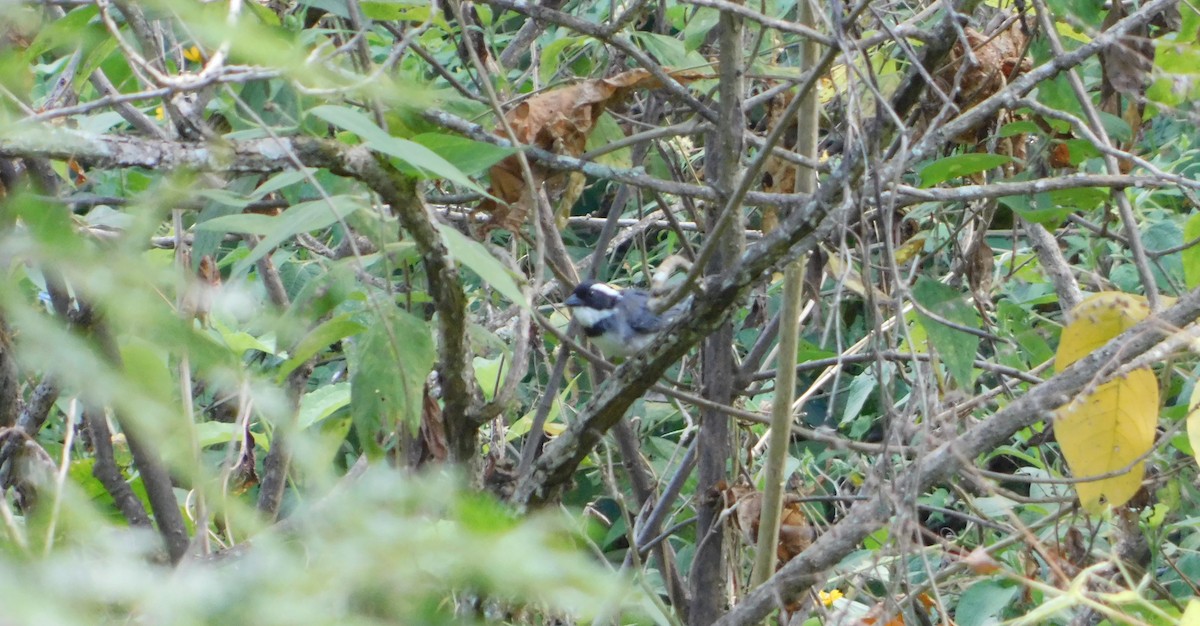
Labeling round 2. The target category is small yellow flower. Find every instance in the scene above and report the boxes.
[818,589,843,607]
[154,106,164,120]
[183,46,203,63]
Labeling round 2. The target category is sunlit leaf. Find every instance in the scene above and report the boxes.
[1054,292,1160,512]
[277,315,366,381]
[436,223,528,308]
[308,105,486,193]
[919,154,1012,187]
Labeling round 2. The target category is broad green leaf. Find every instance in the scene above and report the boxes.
[919,154,1012,187]
[473,355,508,402]
[308,105,486,194]
[632,32,707,68]
[213,318,278,356]
[436,223,528,308]
[194,421,243,449]
[119,340,174,403]
[194,212,278,236]
[350,307,435,457]
[297,382,352,430]
[840,371,876,424]
[410,133,517,176]
[539,35,584,83]
[998,120,1041,137]
[912,278,980,388]
[360,0,425,20]
[956,581,1019,626]
[1183,213,1200,289]
[198,196,366,276]
[681,7,720,51]
[252,168,314,199]
[585,113,632,169]
[507,375,579,441]
[277,315,367,381]
[1055,292,1162,512]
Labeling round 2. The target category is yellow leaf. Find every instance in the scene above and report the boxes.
[183,45,203,63]
[1055,292,1151,370]
[1181,599,1200,626]
[1055,370,1157,512]
[1054,291,1163,513]
[1187,385,1200,467]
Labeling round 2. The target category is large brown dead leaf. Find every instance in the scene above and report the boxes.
[182,255,222,328]
[927,20,1030,146]
[477,69,705,233]
[760,90,799,234]
[229,424,259,495]
[418,383,448,464]
[939,23,1031,110]
[719,480,816,566]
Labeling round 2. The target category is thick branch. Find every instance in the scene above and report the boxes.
[714,289,1200,625]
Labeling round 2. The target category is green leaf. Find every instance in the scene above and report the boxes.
[436,223,528,308]
[278,315,366,381]
[194,421,243,449]
[585,113,632,169]
[308,105,486,194]
[539,35,584,83]
[999,193,1075,228]
[360,0,425,20]
[956,581,1018,626]
[632,32,707,68]
[912,278,980,388]
[410,133,517,176]
[998,120,1041,137]
[1183,213,1200,289]
[119,339,175,403]
[919,154,1012,187]
[298,382,352,430]
[473,355,508,402]
[350,307,435,457]
[197,196,367,277]
[213,318,278,356]
[841,371,876,424]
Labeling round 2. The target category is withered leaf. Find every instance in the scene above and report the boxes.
[477,69,704,233]
[720,480,815,566]
[418,383,448,464]
[229,424,258,495]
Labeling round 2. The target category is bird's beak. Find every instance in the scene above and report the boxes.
[565,294,583,307]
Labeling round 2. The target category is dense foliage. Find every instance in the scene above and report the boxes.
[1,0,1200,624]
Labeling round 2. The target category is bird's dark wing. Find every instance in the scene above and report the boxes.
[622,289,670,333]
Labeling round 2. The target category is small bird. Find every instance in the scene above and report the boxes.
[564,281,685,358]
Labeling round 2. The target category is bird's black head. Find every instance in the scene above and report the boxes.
[565,281,622,310]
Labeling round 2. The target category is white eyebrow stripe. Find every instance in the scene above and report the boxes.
[593,283,621,299]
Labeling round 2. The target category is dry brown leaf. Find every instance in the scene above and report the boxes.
[182,255,222,328]
[720,480,816,566]
[418,383,448,464]
[961,546,1002,574]
[1100,1,1154,104]
[941,24,1031,109]
[930,20,1030,145]
[1049,142,1073,169]
[477,69,704,233]
[760,90,799,234]
[229,425,259,495]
